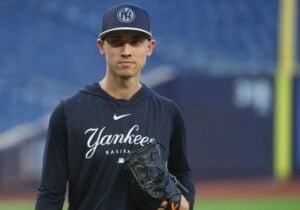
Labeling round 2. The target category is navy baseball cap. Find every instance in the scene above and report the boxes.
[99,4,152,40]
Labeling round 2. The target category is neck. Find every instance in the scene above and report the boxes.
[99,75,142,100]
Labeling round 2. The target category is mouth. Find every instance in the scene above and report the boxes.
[118,61,136,69]
[118,61,135,64]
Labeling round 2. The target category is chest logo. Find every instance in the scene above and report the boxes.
[113,113,131,120]
[84,125,156,159]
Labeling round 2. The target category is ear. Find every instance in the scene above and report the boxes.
[146,39,156,56]
[97,38,105,54]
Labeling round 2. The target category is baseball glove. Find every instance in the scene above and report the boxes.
[125,142,185,210]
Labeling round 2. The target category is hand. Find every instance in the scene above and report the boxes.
[157,195,189,210]
[157,200,167,210]
[179,195,189,210]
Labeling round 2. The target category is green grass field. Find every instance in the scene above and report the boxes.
[1,198,300,210]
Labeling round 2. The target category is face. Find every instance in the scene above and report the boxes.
[97,30,155,79]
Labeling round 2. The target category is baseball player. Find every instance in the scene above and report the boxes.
[35,3,195,210]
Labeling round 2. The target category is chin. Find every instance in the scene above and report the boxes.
[117,70,138,78]
[119,74,136,79]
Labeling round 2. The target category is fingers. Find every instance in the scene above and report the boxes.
[157,200,168,210]
[179,195,189,210]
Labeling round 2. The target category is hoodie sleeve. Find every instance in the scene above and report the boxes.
[168,102,196,210]
[35,102,68,210]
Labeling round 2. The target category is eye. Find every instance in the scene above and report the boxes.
[106,38,124,47]
[130,38,145,46]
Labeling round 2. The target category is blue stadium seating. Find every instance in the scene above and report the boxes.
[1,0,297,131]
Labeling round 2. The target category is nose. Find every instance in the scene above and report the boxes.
[121,43,132,58]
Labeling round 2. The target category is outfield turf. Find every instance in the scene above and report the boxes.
[0,198,300,210]
[198,198,300,210]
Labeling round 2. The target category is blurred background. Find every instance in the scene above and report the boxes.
[0,0,300,209]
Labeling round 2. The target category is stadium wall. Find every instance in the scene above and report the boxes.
[154,72,274,179]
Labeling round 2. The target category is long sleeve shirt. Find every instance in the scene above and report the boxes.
[35,83,195,210]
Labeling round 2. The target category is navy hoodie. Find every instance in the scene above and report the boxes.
[35,83,195,210]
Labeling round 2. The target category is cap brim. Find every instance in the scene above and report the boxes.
[99,27,152,39]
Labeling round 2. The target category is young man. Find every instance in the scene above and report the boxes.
[35,3,195,210]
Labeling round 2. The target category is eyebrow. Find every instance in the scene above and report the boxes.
[133,35,148,39]
[106,35,121,39]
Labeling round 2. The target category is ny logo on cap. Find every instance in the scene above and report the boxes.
[117,7,135,23]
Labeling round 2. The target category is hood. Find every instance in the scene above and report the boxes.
[80,82,150,108]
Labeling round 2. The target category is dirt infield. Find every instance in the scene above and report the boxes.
[196,179,300,200]
[1,179,300,202]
